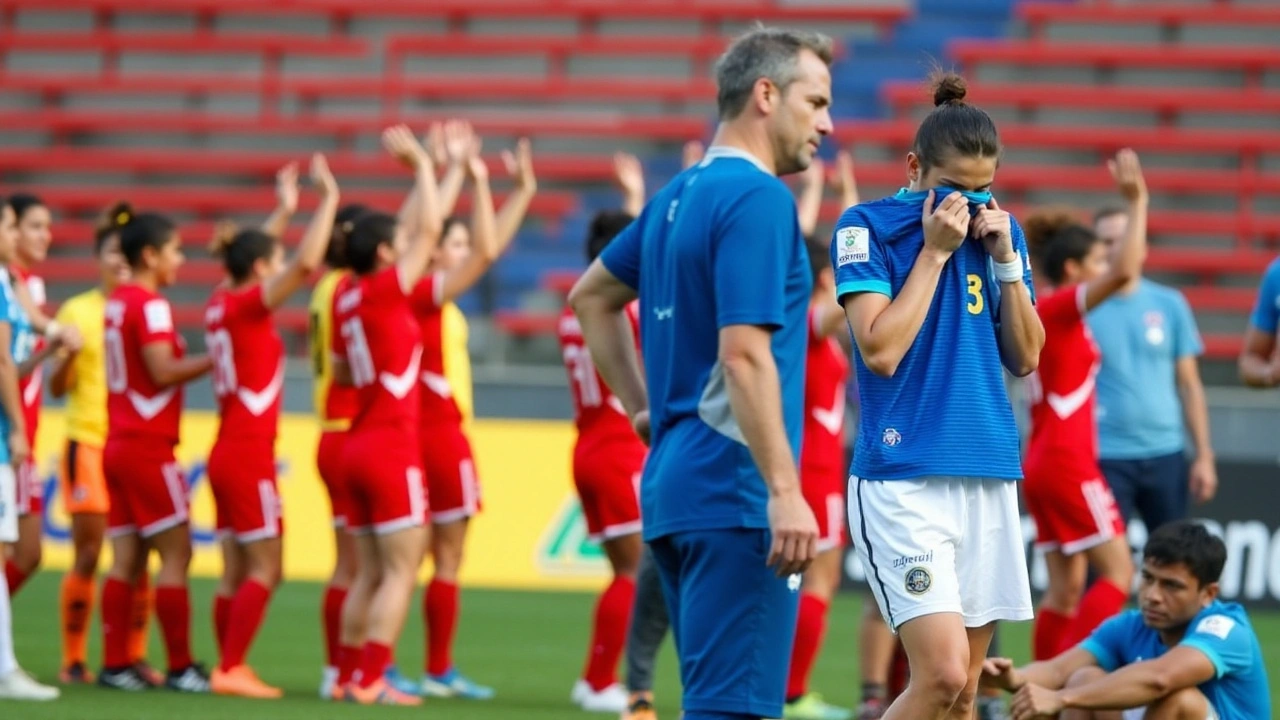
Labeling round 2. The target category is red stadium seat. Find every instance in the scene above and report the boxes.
[493,309,560,338]
[1200,333,1244,361]
[950,40,1280,75]
[882,82,1280,118]
[0,30,368,56]
[542,270,580,296]
[1019,2,1280,38]
[1179,287,1259,314]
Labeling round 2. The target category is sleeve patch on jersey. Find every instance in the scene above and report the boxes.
[144,299,173,333]
[836,227,870,266]
[1194,615,1236,640]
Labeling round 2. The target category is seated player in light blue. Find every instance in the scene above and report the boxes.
[981,520,1270,720]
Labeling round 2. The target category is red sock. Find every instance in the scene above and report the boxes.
[128,574,152,664]
[322,586,347,668]
[787,593,830,699]
[337,644,361,686]
[358,642,392,689]
[1062,580,1129,651]
[154,585,194,672]
[213,594,233,651]
[425,578,459,676]
[582,575,636,692]
[219,580,272,672]
[1034,606,1073,661]
[4,560,28,596]
[101,577,134,669]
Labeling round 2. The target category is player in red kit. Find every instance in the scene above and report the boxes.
[1022,150,1149,660]
[99,211,214,692]
[561,208,645,714]
[205,155,340,698]
[330,125,441,706]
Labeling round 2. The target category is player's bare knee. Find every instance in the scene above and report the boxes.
[910,659,969,706]
[1045,573,1087,613]
[1145,686,1210,720]
[1093,538,1134,588]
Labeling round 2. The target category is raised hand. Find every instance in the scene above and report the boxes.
[382,124,428,169]
[613,152,644,198]
[466,136,489,182]
[973,196,1015,264]
[310,153,338,197]
[443,120,475,166]
[1108,148,1148,204]
[275,162,300,215]
[502,137,536,192]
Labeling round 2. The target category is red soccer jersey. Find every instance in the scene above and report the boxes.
[13,266,43,447]
[557,301,643,449]
[105,283,185,444]
[320,274,357,427]
[800,308,849,474]
[1026,284,1102,480]
[333,267,423,432]
[411,273,463,427]
[205,284,284,442]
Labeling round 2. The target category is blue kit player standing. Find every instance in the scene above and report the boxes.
[833,73,1045,720]
[983,520,1270,720]
[570,27,834,720]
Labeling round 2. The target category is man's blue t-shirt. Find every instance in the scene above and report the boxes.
[1247,257,1280,336]
[1081,601,1270,719]
[1087,279,1203,460]
[600,146,812,541]
[830,191,1033,481]
[0,270,34,465]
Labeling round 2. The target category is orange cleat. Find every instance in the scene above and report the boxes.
[345,678,423,706]
[210,665,283,700]
[624,691,658,720]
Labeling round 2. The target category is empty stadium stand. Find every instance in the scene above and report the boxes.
[0,0,1274,368]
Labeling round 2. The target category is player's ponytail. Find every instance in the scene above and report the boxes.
[95,201,133,254]
[345,211,397,275]
[118,211,177,269]
[1023,209,1098,285]
[210,223,278,284]
[912,70,1000,170]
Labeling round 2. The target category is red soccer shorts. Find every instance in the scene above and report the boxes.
[802,463,847,553]
[316,430,350,528]
[1024,472,1126,555]
[573,439,644,542]
[103,438,189,539]
[15,458,42,516]
[208,437,283,543]
[419,422,482,525]
[343,427,427,536]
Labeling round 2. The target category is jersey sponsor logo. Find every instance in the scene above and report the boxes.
[836,226,870,266]
[892,550,933,570]
[905,566,931,595]
[1144,310,1166,346]
[787,573,802,592]
[1194,614,1236,640]
[144,299,173,333]
[882,427,902,447]
[653,307,674,321]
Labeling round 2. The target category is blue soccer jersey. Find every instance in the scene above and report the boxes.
[0,270,34,465]
[600,146,813,541]
[832,190,1034,481]
[1248,257,1280,336]
[1081,602,1271,719]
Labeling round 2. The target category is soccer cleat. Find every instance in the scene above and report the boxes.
[420,667,495,700]
[854,700,886,720]
[575,681,629,713]
[0,668,60,701]
[97,666,149,692]
[784,693,854,720]
[382,666,421,697]
[345,678,423,706]
[319,666,339,700]
[211,665,283,699]
[132,660,164,688]
[165,663,211,693]
[571,679,591,704]
[623,692,659,720]
[59,662,95,684]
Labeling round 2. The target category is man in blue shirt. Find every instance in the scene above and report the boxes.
[1088,208,1217,531]
[983,521,1270,720]
[1238,257,1280,388]
[569,27,833,720]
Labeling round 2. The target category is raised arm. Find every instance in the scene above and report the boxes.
[260,162,300,240]
[383,125,442,293]
[796,158,824,238]
[1081,150,1149,311]
[493,138,537,253]
[262,154,339,309]
[432,120,472,220]
[438,140,500,304]
[613,152,645,217]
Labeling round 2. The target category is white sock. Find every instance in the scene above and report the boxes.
[0,565,15,676]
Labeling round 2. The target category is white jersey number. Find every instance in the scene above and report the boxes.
[105,326,127,393]
[206,328,238,397]
[341,318,376,388]
[562,344,603,409]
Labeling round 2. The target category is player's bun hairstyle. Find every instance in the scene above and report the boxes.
[210,224,277,284]
[95,201,133,254]
[345,211,397,275]
[1023,209,1098,285]
[118,211,177,269]
[912,71,1000,170]
[327,203,368,270]
[805,234,830,284]
[1143,520,1227,588]
[6,192,45,222]
[584,210,635,263]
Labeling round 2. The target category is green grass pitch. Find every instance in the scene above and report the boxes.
[6,573,1280,718]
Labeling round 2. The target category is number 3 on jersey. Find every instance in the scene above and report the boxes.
[966,273,984,315]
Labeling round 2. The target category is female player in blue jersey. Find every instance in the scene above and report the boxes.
[832,72,1044,720]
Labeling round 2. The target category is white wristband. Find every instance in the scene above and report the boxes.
[44,320,62,340]
[994,253,1023,284]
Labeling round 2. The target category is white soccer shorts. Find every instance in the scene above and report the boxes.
[848,475,1034,632]
[0,465,16,543]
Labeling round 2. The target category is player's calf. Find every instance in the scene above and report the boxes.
[886,614,970,720]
